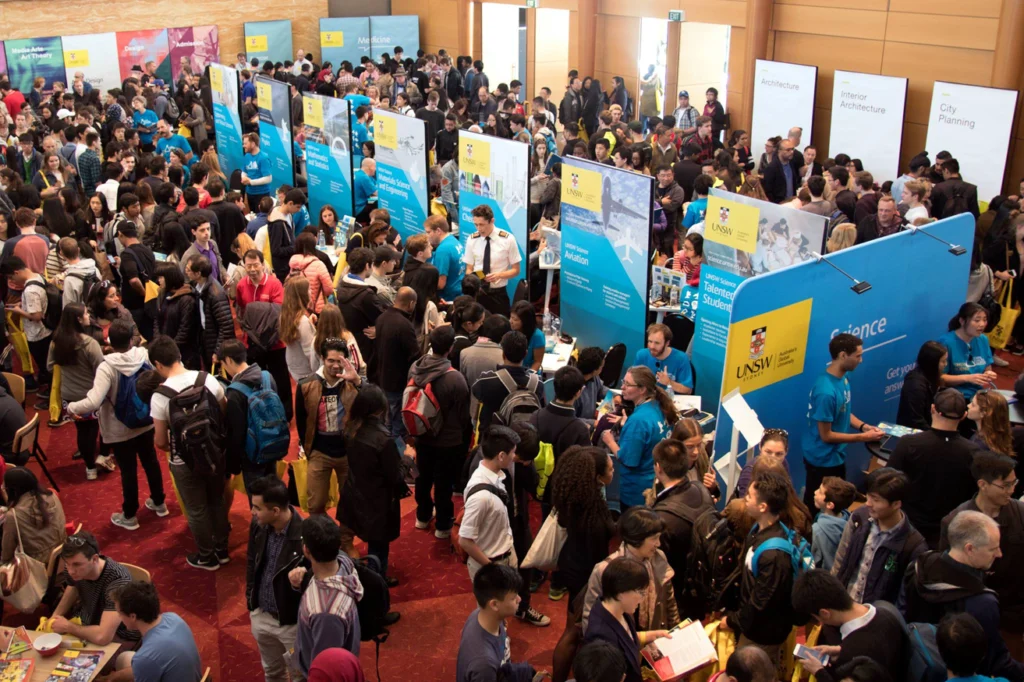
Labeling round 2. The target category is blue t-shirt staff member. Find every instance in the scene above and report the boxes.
[601,365,677,509]
[463,204,521,318]
[240,132,273,214]
[801,333,884,510]
[425,214,465,303]
[938,302,996,401]
[633,323,694,394]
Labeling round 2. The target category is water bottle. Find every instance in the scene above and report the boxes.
[317,229,326,250]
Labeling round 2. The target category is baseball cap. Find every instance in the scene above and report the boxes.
[933,388,968,420]
[678,90,689,98]
[57,108,75,120]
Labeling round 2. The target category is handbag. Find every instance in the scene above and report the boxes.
[0,509,49,613]
[988,277,1019,350]
[521,510,568,570]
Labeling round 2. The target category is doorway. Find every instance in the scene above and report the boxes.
[675,23,731,115]
[638,17,668,124]
[482,3,527,96]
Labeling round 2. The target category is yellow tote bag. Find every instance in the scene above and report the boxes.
[6,311,34,375]
[289,457,340,512]
[49,366,62,423]
[988,278,1018,350]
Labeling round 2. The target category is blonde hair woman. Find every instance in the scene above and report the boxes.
[827,223,857,253]
[226,233,257,298]
[201,149,227,182]
[312,303,365,377]
[280,277,321,382]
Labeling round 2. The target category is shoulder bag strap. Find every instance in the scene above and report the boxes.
[9,508,25,556]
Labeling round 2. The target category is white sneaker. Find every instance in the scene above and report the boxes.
[145,498,169,517]
[415,519,432,530]
[111,512,140,531]
[95,455,116,472]
[435,528,451,539]
[86,468,97,481]
[993,355,1010,367]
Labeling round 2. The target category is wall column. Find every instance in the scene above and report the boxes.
[992,0,1024,193]
[740,0,773,134]
[457,0,473,57]
[666,22,681,119]
[577,0,597,78]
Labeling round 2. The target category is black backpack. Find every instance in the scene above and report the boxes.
[684,509,744,618]
[154,371,225,475]
[944,185,972,219]
[354,553,392,680]
[25,280,62,331]
[65,271,100,305]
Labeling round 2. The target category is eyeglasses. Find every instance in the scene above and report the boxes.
[65,534,98,552]
[621,381,640,389]
[991,478,1019,491]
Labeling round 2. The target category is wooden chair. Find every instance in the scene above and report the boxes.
[2,372,25,407]
[121,563,151,583]
[199,667,211,682]
[45,543,63,585]
[73,523,82,535]
[13,414,58,491]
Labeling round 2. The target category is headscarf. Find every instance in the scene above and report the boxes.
[307,648,366,682]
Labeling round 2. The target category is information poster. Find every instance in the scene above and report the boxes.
[458,130,530,299]
[750,60,817,172]
[303,93,354,222]
[369,16,420,60]
[4,37,66,95]
[245,20,293,64]
[560,157,653,380]
[320,18,371,66]
[60,33,121,94]
[168,25,220,84]
[828,71,907,184]
[210,64,244,178]
[256,76,294,195]
[116,29,171,83]
[372,108,429,240]
[925,81,1019,205]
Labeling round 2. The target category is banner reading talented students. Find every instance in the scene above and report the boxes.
[303,93,354,223]
[372,108,428,240]
[560,157,654,379]
[256,76,294,195]
[210,64,244,178]
[4,37,65,95]
[457,130,530,299]
[245,20,293,64]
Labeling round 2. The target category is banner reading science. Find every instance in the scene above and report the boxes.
[61,33,121,93]
[210,64,244,178]
[257,76,294,195]
[4,37,66,95]
[303,93,354,223]
[245,20,293,64]
[320,18,370,66]
[458,130,530,300]
[373,108,429,240]
[560,157,654,380]
[168,26,219,84]
[116,29,171,83]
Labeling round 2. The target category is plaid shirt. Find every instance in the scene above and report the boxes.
[673,105,698,133]
[337,73,360,92]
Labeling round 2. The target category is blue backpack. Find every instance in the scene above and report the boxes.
[875,601,946,682]
[749,522,814,580]
[113,363,154,429]
[228,371,290,464]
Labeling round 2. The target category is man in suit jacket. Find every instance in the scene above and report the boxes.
[931,158,980,219]
[762,140,801,204]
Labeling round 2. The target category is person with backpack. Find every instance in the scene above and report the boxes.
[471,331,546,432]
[185,254,235,373]
[721,470,808,668]
[149,335,230,571]
[409,326,471,541]
[59,237,99,308]
[531,365,591,523]
[68,319,166,527]
[904,510,1024,682]
[374,287,422,443]
[47,303,106,478]
[6,255,55,399]
[116,220,157,341]
[931,158,980,220]
[155,263,201,370]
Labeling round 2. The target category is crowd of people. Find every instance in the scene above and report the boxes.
[0,33,1023,682]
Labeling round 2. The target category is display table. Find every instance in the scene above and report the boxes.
[998,389,1024,426]
[0,628,120,681]
[649,304,682,325]
[542,337,576,375]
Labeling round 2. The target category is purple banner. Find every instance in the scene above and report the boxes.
[0,42,6,79]
[168,25,219,84]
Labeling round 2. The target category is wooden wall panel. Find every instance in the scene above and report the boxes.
[598,0,746,26]
[772,32,885,110]
[880,43,993,124]
[777,0,887,11]
[594,14,639,102]
[810,106,831,156]
[888,0,1001,18]
[883,14,999,51]
[899,122,928,172]
[0,0,328,65]
[770,6,887,40]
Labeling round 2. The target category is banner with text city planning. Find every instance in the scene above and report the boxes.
[372,108,428,240]
[210,64,244,178]
[303,93,354,222]
[60,33,121,94]
[256,76,294,195]
[560,157,653,380]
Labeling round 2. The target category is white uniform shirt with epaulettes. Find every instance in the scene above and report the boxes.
[462,228,521,288]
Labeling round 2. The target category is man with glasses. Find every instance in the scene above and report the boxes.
[50,531,140,647]
[941,452,1024,661]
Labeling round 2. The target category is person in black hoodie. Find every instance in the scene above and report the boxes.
[185,254,234,372]
[896,341,946,431]
[220,340,280,497]
[435,113,459,166]
[904,509,1024,682]
[472,331,546,431]
[116,220,157,341]
[531,365,592,514]
[267,188,303,278]
[207,179,247,265]
[374,287,421,443]
[155,263,200,370]
[337,247,388,373]
[410,326,471,540]
[722,470,803,666]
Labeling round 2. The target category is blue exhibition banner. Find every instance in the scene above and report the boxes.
[209,64,244,179]
[4,37,66,95]
[712,214,974,495]
[245,20,292,64]
[303,93,354,223]
[320,18,371,66]
[369,16,420,60]
[372,108,429,240]
[457,130,530,300]
[256,76,294,195]
[560,157,653,380]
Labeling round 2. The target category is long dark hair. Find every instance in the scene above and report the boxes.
[451,297,485,334]
[81,192,112,225]
[916,340,947,392]
[551,446,614,536]
[405,264,439,327]
[4,467,52,527]
[41,198,73,239]
[161,221,191,259]
[344,383,388,440]
[51,303,88,366]
[88,281,119,322]
[511,300,537,342]
[948,302,986,332]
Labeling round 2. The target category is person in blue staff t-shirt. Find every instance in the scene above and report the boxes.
[633,323,693,394]
[131,96,159,151]
[425,214,465,302]
[241,132,273,213]
[351,104,371,169]
[354,157,378,222]
[801,332,884,510]
[938,302,996,401]
[154,119,193,166]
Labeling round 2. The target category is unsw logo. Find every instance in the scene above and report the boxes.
[571,172,579,189]
[749,326,766,360]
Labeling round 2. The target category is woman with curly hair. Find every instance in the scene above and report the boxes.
[969,390,1014,458]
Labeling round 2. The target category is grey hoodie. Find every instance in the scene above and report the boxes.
[67,346,155,443]
[62,258,99,308]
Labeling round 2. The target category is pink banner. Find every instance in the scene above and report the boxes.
[168,25,219,84]
[0,42,6,79]
[116,29,171,83]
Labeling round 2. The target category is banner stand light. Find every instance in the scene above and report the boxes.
[906,225,967,256]
[810,252,872,294]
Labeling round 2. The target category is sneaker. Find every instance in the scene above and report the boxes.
[384,576,399,588]
[1014,345,1024,357]
[95,455,117,471]
[548,586,567,601]
[34,399,50,411]
[111,512,140,531]
[145,498,170,517]
[186,553,220,571]
[24,376,38,393]
[434,528,451,539]
[993,355,1010,367]
[414,519,432,530]
[85,468,97,481]
[47,416,72,428]
[530,572,547,593]
[382,611,401,626]
[515,606,551,627]
[215,549,231,565]
[37,390,49,401]
[72,451,82,460]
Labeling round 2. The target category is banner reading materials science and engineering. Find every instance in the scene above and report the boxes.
[257,76,294,195]
[373,108,428,240]
[303,93,354,222]
[458,130,530,300]
[210,64,244,178]
[560,158,654,380]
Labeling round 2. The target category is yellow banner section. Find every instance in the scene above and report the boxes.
[257,81,272,110]
[705,195,760,253]
[210,67,223,93]
[247,35,268,52]
[320,31,344,47]
[374,113,398,149]
[459,136,491,177]
[561,165,602,213]
[722,298,813,395]
[63,50,89,68]
[304,96,324,130]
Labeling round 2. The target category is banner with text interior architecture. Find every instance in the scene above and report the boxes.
[210,64,244,179]
[60,33,121,94]
[750,60,816,172]
[303,93,355,223]
[256,75,294,195]
[828,71,907,185]
[372,108,429,240]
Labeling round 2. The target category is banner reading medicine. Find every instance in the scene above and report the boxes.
[373,108,428,240]
[210,64,244,178]
[256,76,294,195]
[303,93,354,223]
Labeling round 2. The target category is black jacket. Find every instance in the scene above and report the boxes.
[762,156,802,203]
[812,603,906,682]
[652,479,714,604]
[895,368,936,431]
[409,354,471,449]
[584,601,642,682]
[931,176,981,220]
[831,506,926,606]
[158,286,200,366]
[855,213,905,244]
[435,128,459,165]
[225,363,277,476]
[338,417,405,545]
[529,402,590,503]
[374,306,421,392]
[472,365,546,431]
[673,159,702,203]
[724,522,801,645]
[337,278,387,370]
[198,279,235,361]
[245,509,308,625]
[559,91,582,127]
[267,218,295,278]
[209,199,248,265]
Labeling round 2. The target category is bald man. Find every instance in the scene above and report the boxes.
[375,286,422,442]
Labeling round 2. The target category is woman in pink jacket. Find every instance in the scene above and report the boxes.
[288,232,335,314]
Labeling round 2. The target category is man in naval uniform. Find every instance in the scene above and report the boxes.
[462,205,521,317]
